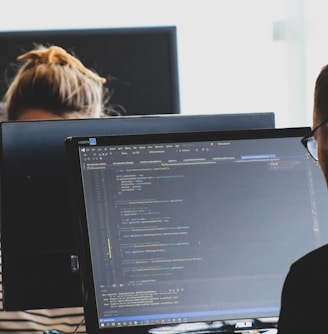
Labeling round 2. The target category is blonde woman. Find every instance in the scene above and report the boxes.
[4,44,122,121]
[0,45,122,334]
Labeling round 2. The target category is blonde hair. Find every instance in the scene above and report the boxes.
[4,45,111,120]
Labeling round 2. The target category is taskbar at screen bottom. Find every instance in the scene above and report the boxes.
[99,310,279,334]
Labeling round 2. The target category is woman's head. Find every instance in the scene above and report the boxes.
[4,45,112,120]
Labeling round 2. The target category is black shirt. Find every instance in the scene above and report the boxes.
[278,244,328,334]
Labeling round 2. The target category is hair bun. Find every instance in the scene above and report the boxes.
[17,45,106,84]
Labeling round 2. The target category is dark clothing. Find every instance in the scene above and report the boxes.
[278,244,328,334]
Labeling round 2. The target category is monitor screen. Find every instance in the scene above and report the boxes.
[0,113,275,311]
[65,127,328,334]
[0,26,180,116]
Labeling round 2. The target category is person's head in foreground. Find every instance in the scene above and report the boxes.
[303,64,328,184]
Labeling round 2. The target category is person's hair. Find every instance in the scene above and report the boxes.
[3,45,122,120]
[314,64,328,123]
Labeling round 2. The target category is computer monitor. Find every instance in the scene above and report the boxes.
[0,26,180,116]
[0,113,275,311]
[65,127,328,334]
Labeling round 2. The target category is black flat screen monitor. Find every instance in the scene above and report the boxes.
[65,127,328,334]
[0,26,180,116]
[0,113,275,311]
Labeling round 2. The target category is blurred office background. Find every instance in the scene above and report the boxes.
[1,0,328,128]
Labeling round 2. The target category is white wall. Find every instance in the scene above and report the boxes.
[2,0,327,128]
